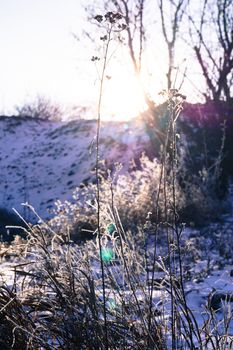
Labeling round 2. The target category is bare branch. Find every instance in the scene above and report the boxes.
[189,0,233,101]
[158,0,189,90]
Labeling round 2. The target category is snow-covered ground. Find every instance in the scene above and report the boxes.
[1,114,233,348]
[0,115,150,221]
[1,218,233,348]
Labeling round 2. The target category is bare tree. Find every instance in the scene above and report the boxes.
[158,0,189,91]
[15,95,63,121]
[118,0,146,75]
[84,0,146,83]
[191,0,233,102]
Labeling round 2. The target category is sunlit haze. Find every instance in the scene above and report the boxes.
[0,0,204,120]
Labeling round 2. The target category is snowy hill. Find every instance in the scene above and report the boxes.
[0,115,150,223]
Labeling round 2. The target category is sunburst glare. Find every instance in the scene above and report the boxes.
[102,67,147,120]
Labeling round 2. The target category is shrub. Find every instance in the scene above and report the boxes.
[50,149,228,237]
[15,95,63,121]
[50,154,187,237]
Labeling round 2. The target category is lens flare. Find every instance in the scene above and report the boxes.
[101,247,114,263]
[107,223,116,235]
[107,298,117,311]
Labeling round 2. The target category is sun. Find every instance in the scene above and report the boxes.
[102,68,147,121]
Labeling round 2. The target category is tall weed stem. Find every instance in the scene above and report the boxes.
[96,26,112,350]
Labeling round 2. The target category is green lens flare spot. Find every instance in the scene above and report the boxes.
[107,299,116,310]
[101,247,114,263]
[107,223,116,235]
